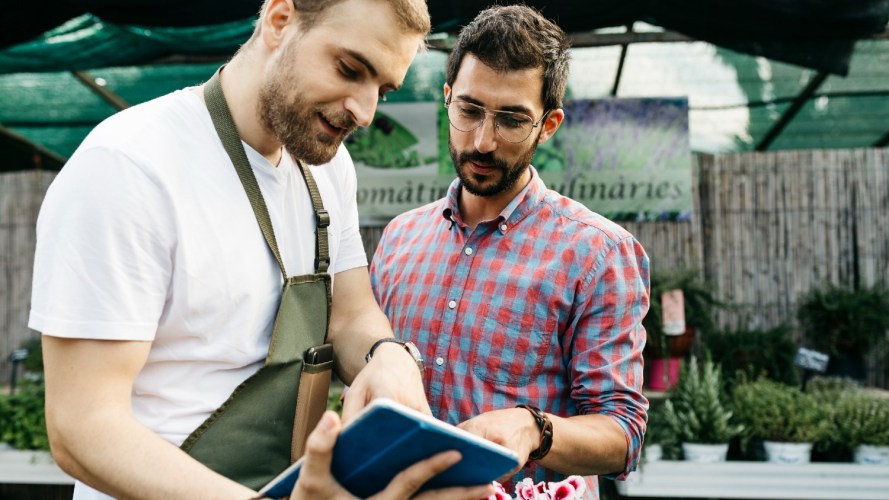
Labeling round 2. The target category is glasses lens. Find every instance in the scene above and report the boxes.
[494,113,534,143]
[447,101,484,133]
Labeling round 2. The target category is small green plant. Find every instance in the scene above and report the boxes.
[661,356,743,444]
[797,282,889,357]
[706,325,799,387]
[733,378,830,447]
[0,379,50,451]
[830,393,889,449]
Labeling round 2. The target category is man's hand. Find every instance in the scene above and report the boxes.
[328,268,432,421]
[457,408,541,477]
[341,342,431,421]
[292,411,495,499]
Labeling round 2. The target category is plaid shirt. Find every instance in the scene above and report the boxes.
[370,168,649,496]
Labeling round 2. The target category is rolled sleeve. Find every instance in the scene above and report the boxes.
[566,235,650,479]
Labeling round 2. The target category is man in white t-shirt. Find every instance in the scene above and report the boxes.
[29,0,494,499]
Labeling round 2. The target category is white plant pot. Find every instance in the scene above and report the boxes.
[763,441,812,464]
[644,443,663,462]
[682,442,728,463]
[854,444,889,465]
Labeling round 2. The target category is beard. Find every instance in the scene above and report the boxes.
[258,41,357,165]
[448,134,539,197]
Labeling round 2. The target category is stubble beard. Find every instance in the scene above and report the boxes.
[448,135,538,197]
[258,42,356,165]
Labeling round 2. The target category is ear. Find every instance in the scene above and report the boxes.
[260,0,297,50]
[443,83,452,103]
[536,108,564,145]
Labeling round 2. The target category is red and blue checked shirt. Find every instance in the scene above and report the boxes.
[370,167,649,497]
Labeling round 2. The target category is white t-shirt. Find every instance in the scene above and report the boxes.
[29,89,367,498]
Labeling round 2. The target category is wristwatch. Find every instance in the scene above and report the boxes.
[365,338,425,373]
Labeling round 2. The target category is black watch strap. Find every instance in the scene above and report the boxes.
[517,404,553,461]
[365,338,425,373]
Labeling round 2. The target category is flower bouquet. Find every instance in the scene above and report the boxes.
[488,476,587,500]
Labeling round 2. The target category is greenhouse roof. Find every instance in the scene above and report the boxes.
[1,1,888,171]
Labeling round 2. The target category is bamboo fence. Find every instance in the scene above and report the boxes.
[1,170,53,386]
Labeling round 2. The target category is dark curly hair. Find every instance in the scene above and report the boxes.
[445,4,571,111]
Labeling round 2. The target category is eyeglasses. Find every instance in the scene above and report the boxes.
[445,97,549,144]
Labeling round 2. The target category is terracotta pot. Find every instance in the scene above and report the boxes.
[667,326,696,357]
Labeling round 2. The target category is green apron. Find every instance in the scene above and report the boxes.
[179,69,332,490]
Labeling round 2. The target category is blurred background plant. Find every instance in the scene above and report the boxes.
[830,393,889,449]
[0,337,48,451]
[706,324,799,388]
[643,268,719,360]
[0,380,48,451]
[797,282,889,383]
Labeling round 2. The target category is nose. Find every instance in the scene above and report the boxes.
[343,87,378,129]
[473,114,498,154]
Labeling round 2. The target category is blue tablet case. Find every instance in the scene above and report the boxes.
[258,398,520,498]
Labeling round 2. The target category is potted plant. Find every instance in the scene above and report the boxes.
[797,282,889,383]
[732,378,830,463]
[806,375,865,461]
[829,392,889,465]
[644,269,719,391]
[661,356,743,462]
[642,404,679,462]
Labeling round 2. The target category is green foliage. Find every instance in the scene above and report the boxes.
[345,112,436,169]
[733,378,830,445]
[645,404,681,459]
[661,356,743,444]
[643,269,719,358]
[327,382,344,416]
[21,336,44,373]
[0,380,50,451]
[706,325,799,387]
[797,282,889,356]
[830,393,889,448]
[806,376,862,404]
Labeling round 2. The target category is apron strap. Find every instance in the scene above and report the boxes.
[296,161,331,273]
[204,67,331,276]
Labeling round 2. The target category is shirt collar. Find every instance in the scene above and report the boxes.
[441,166,547,229]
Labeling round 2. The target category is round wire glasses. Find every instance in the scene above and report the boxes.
[445,97,549,143]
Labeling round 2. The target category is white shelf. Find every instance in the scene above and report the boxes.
[0,448,74,485]
[616,460,889,499]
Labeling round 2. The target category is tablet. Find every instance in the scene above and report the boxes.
[258,397,520,498]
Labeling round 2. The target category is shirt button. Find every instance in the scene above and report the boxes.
[500,224,508,232]
[464,247,473,256]
[448,300,457,309]
[435,357,445,366]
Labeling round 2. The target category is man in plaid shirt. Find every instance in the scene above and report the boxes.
[370,5,650,498]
